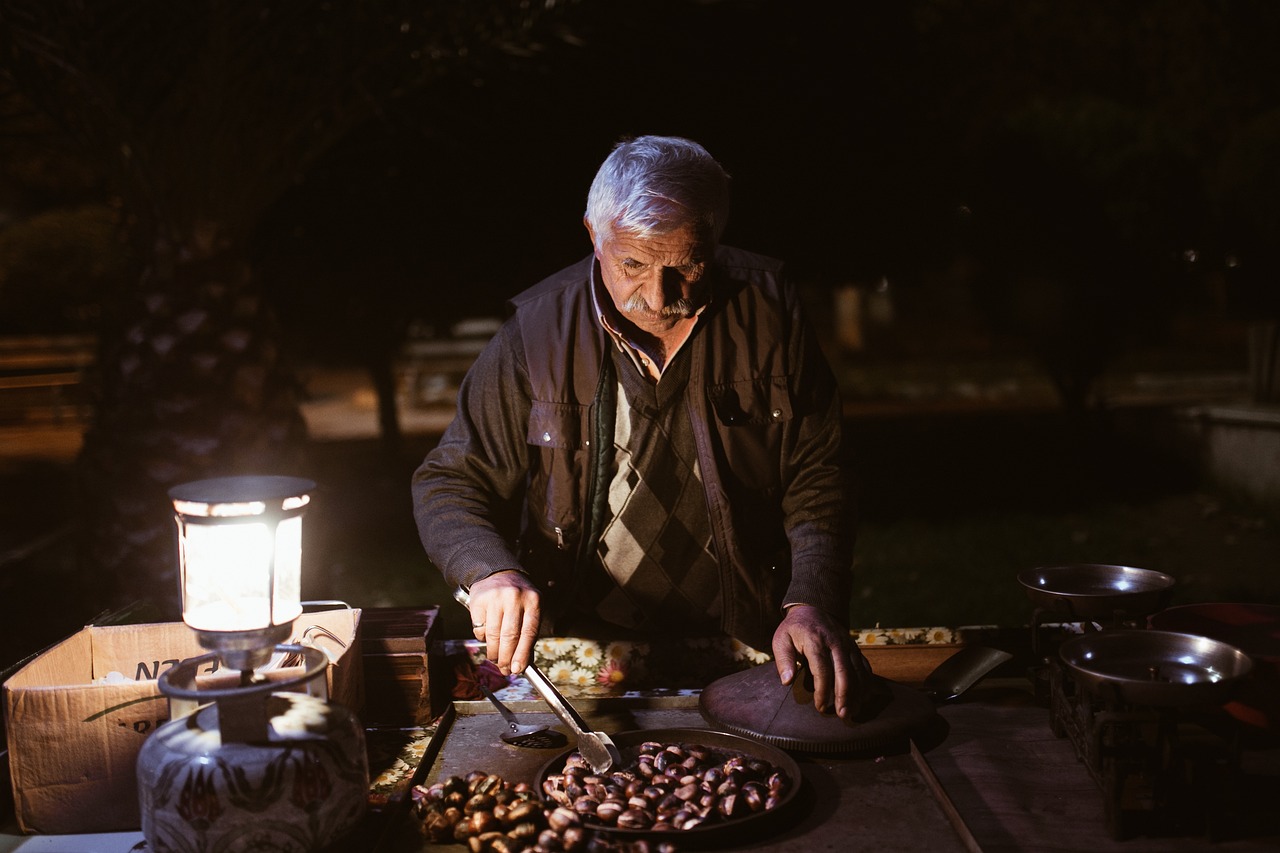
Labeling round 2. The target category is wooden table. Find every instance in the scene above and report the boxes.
[926,681,1280,853]
[5,656,1279,851]
[372,678,1280,852]
[377,699,976,852]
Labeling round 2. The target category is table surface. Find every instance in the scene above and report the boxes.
[5,679,1280,852]
[382,702,975,853]
[926,682,1280,853]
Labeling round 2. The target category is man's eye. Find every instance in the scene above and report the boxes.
[622,259,644,271]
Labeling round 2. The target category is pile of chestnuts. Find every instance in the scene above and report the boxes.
[411,769,670,852]
[542,741,788,832]
[409,741,789,852]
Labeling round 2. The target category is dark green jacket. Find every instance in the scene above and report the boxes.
[411,246,853,649]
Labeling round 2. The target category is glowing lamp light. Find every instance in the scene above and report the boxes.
[169,475,315,672]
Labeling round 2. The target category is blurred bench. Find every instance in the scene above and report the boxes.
[0,335,94,425]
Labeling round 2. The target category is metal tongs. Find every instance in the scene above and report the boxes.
[454,587,622,773]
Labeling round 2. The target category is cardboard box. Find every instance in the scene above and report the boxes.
[2,607,362,835]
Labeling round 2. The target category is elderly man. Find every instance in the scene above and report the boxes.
[412,135,869,718]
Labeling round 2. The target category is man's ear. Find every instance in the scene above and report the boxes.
[583,217,597,251]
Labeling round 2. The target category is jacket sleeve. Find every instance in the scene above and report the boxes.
[411,319,533,591]
[777,285,855,623]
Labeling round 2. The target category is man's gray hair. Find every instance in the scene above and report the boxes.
[585,135,731,246]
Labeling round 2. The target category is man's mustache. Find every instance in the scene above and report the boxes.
[621,293,699,318]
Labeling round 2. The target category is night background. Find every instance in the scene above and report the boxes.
[3,0,1280,667]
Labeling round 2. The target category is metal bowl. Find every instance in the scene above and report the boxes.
[1059,630,1254,707]
[1018,564,1175,620]
[536,727,802,845]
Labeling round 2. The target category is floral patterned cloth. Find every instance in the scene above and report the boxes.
[451,626,964,702]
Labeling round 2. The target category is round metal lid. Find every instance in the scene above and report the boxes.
[699,664,937,755]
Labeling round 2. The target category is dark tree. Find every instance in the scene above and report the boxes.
[914,0,1280,411]
[0,0,592,612]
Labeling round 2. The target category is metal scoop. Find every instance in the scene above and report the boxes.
[477,681,567,749]
[920,645,1013,702]
[454,587,622,773]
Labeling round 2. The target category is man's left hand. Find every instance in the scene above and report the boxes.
[771,605,873,720]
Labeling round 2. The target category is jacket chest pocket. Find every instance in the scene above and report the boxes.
[526,400,591,548]
[707,377,792,493]
[708,377,792,426]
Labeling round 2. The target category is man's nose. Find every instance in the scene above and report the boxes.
[655,267,687,303]
[639,269,678,309]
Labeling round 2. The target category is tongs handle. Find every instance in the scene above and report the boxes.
[519,657,596,731]
[452,586,473,610]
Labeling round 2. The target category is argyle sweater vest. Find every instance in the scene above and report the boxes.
[591,344,722,633]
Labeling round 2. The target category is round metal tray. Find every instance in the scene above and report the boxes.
[535,727,802,846]
[1059,629,1254,707]
[1018,563,1175,620]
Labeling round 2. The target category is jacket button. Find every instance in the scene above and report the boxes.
[771,408,783,421]
[543,431,552,443]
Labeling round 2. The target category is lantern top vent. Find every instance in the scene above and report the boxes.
[169,476,316,513]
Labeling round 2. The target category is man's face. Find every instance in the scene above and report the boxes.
[587,220,712,337]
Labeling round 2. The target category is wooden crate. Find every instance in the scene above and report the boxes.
[360,606,443,726]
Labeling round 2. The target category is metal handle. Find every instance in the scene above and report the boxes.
[452,586,472,610]
[519,657,596,732]
[477,681,521,729]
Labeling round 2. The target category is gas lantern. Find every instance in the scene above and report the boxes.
[136,476,368,852]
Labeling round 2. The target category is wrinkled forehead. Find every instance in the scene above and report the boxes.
[605,222,714,256]
[600,215,717,251]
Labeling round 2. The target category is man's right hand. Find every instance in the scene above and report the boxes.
[467,571,541,676]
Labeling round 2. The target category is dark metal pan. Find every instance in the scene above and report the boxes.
[1058,629,1254,707]
[536,727,802,847]
[1018,563,1175,621]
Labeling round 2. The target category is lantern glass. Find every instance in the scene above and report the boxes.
[170,477,314,645]
[177,512,303,631]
